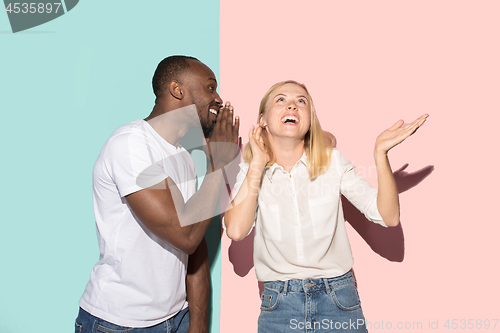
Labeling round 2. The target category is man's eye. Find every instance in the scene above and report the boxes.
[209,86,215,91]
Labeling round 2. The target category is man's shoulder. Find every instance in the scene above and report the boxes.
[108,119,147,140]
[94,120,155,166]
[103,119,160,150]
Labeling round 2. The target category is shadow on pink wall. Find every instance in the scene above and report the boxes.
[227,163,434,296]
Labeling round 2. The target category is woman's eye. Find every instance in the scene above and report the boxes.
[277,97,284,102]
[298,99,306,104]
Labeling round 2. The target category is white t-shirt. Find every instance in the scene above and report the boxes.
[79,119,196,327]
[228,149,386,282]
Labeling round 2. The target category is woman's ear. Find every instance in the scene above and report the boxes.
[259,114,267,128]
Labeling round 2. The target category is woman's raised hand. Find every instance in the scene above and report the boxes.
[375,114,428,155]
[249,124,270,166]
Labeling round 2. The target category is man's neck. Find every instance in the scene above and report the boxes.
[146,103,196,147]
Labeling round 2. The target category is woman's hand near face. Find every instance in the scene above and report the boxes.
[225,124,270,241]
[249,124,270,166]
[374,114,428,155]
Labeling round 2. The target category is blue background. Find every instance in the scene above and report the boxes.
[0,1,221,332]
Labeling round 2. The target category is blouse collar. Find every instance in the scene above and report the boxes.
[265,152,308,182]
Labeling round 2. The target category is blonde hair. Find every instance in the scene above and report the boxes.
[243,80,332,180]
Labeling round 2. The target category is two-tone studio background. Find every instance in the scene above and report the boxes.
[1,1,499,332]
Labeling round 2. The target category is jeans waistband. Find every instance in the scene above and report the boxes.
[263,270,355,294]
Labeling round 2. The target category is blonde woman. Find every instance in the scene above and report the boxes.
[224,80,427,332]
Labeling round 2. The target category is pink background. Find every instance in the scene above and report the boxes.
[220,1,500,331]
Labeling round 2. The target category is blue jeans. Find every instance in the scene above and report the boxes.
[258,271,368,333]
[75,307,190,333]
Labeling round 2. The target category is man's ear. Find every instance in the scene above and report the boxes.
[169,81,184,100]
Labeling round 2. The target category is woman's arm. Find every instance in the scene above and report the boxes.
[224,125,269,241]
[374,114,428,227]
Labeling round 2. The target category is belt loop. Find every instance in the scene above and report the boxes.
[323,278,331,294]
[283,280,288,295]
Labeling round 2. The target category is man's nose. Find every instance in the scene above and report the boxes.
[215,92,223,105]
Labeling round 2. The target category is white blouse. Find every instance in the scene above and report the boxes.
[229,148,386,282]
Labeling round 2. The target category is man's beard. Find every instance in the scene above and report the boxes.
[193,99,215,138]
[199,105,213,138]
[202,122,212,139]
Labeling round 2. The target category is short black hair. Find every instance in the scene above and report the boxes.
[152,55,199,98]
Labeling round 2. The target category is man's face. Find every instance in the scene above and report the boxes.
[184,60,223,138]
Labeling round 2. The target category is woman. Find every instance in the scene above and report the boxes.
[224,80,427,332]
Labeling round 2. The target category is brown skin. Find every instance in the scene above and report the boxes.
[127,59,239,332]
[145,59,224,140]
[186,238,210,333]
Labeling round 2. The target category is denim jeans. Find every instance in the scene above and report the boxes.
[258,271,368,333]
[75,307,190,333]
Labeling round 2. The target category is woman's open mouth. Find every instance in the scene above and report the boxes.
[281,115,299,124]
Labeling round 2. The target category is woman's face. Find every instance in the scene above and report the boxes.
[261,83,312,142]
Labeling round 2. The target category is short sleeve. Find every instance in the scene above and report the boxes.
[103,131,168,198]
[336,150,386,227]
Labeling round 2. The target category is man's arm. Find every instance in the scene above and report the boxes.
[186,238,210,333]
[126,173,224,254]
[126,105,239,254]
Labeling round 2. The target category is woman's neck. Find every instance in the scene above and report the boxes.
[269,137,305,173]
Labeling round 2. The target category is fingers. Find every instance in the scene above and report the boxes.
[249,124,266,148]
[392,114,428,132]
[218,102,229,130]
[389,119,405,130]
[214,101,239,142]
[233,115,240,140]
[226,103,234,133]
[249,125,260,142]
[403,114,428,129]
[404,114,428,136]
[223,101,239,142]
[248,125,255,142]
[416,114,429,127]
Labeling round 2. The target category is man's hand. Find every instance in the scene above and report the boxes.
[207,101,240,170]
[126,103,240,252]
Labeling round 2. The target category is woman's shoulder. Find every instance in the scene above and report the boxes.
[324,148,353,174]
[328,147,342,160]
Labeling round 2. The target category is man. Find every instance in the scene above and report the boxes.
[76,55,239,333]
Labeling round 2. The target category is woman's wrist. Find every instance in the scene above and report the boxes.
[374,146,388,158]
[250,158,268,170]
